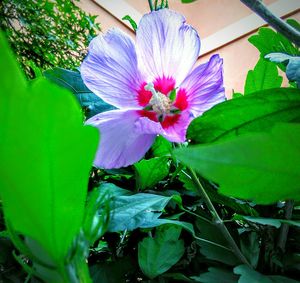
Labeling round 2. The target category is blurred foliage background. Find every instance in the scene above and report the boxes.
[0,0,101,78]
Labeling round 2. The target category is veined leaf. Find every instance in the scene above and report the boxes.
[244,58,282,95]
[188,88,300,144]
[138,225,184,279]
[134,157,170,189]
[175,123,300,204]
[0,33,98,263]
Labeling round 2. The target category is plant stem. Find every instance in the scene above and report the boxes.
[240,0,300,47]
[277,200,294,253]
[188,168,251,267]
[147,0,154,11]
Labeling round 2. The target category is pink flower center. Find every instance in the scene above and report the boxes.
[137,77,188,129]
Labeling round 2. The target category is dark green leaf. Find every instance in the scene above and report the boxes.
[44,67,115,118]
[134,157,170,189]
[244,58,282,95]
[90,257,136,283]
[234,265,299,283]
[179,171,258,216]
[195,219,240,266]
[191,267,239,283]
[138,225,185,279]
[176,123,300,204]
[188,88,300,144]
[240,232,260,268]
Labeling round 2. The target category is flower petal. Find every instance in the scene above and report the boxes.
[161,111,192,143]
[86,110,157,169]
[136,9,200,86]
[180,54,225,117]
[81,29,143,109]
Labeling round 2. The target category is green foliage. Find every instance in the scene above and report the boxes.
[0,0,100,78]
[175,123,300,204]
[191,267,239,282]
[134,157,170,189]
[248,25,299,59]
[188,88,300,144]
[2,2,300,281]
[244,58,282,94]
[44,67,115,118]
[195,219,240,266]
[234,265,300,283]
[0,32,98,281]
[138,225,185,279]
[151,136,172,157]
[102,188,172,232]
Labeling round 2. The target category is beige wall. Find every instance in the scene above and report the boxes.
[77,0,299,97]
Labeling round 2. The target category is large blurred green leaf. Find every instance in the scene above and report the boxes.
[44,67,115,118]
[244,58,282,95]
[0,33,99,263]
[138,225,184,279]
[175,123,300,204]
[188,88,300,144]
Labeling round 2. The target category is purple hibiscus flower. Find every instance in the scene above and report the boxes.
[81,9,225,169]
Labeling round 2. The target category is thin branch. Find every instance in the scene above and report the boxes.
[240,0,300,47]
[188,168,252,267]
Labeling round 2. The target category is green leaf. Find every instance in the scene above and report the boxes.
[151,136,172,157]
[134,157,170,189]
[191,267,239,283]
[0,33,99,263]
[248,27,299,59]
[235,215,281,228]
[234,265,299,283]
[235,215,300,229]
[138,225,185,279]
[122,15,137,31]
[244,58,282,95]
[179,171,258,216]
[44,67,115,118]
[83,187,110,245]
[187,88,300,144]
[175,123,300,204]
[240,232,260,269]
[287,19,300,32]
[90,257,136,283]
[195,219,240,266]
[103,192,172,232]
